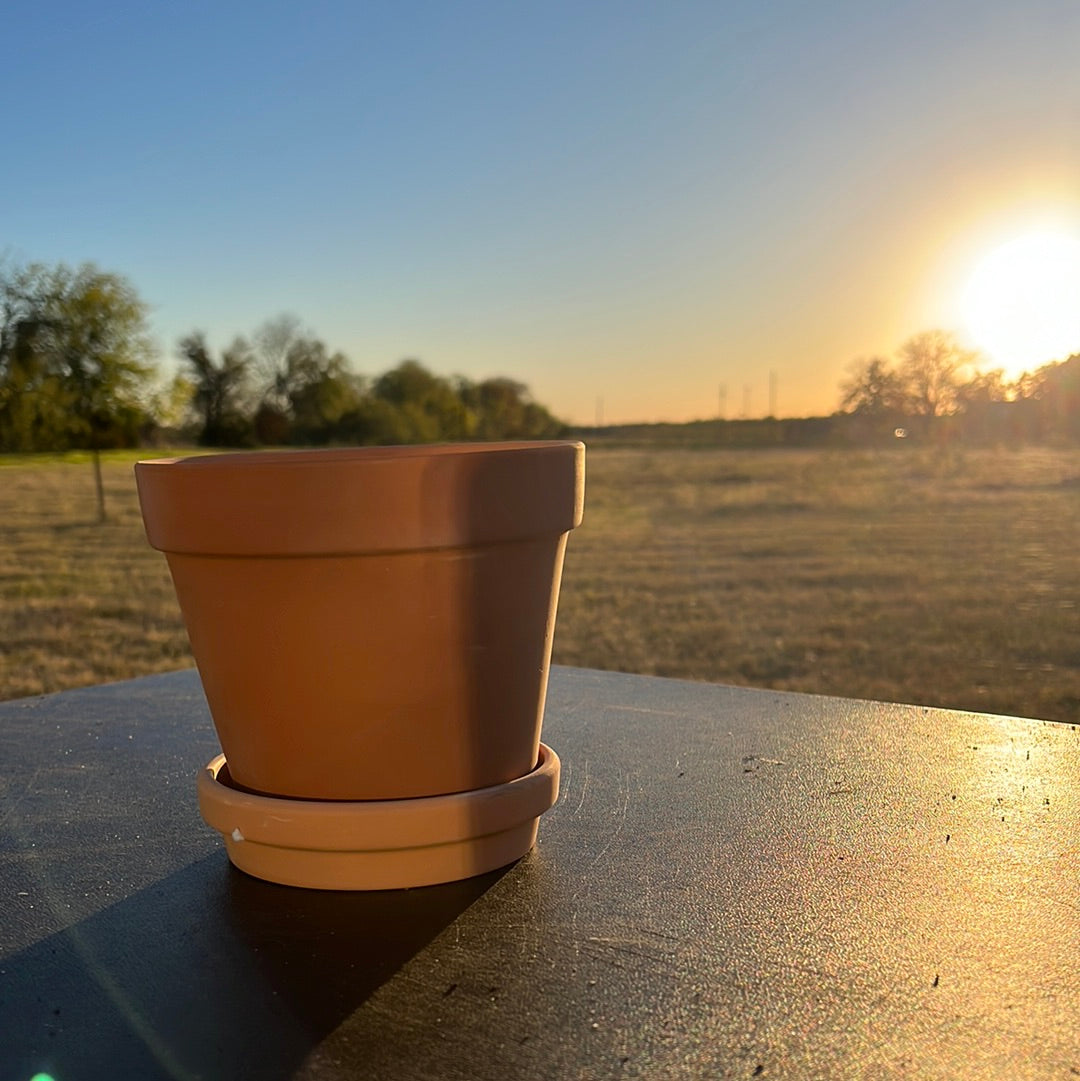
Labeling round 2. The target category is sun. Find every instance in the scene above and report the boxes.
[960,226,1080,378]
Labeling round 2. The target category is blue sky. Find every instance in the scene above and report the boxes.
[4,1,1079,423]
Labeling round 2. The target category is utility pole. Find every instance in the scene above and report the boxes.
[718,383,727,419]
[769,370,778,418]
[742,384,751,419]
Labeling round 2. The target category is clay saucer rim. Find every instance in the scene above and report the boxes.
[196,744,561,891]
[197,744,560,852]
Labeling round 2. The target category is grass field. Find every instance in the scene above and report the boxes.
[1,445,1078,722]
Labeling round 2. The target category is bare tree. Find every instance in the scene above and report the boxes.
[895,330,978,417]
[252,313,304,410]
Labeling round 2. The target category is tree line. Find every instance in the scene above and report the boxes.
[174,315,565,448]
[837,329,1080,443]
[0,260,567,457]
[4,259,1078,461]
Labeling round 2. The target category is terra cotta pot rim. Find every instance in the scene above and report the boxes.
[135,439,585,556]
[136,439,581,471]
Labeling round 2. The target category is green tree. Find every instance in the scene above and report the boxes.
[336,396,418,445]
[458,376,566,438]
[145,371,198,435]
[327,359,567,447]
[51,265,156,517]
[270,340,357,443]
[178,332,254,446]
[0,266,72,450]
[373,360,474,441]
[0,261,156,518]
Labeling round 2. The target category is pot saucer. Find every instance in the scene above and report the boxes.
[196,744,560,890]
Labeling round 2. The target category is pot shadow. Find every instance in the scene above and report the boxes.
[1,852,509,1081]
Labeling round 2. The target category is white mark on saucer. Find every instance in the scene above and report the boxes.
[231,828,244,842]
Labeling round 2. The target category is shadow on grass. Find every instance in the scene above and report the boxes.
[1,853,507,1081]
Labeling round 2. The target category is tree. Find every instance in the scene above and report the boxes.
[250,313,304,441]
[252,313,304,408]
[458,376,567,439]
[178,332,254,446]
[838,331,983,438]
[145,371,198,436]
[1017,354,1080,442]
[0,261,156,519]
[285,342,363,443]
[895,330,978,418]
[336,396,418,446]
[50,265,156,518]
[838,356,905,416]
[373,360,475,441]
[0,266,72,451]
[248,315,364,443]
[955,368,1010,407]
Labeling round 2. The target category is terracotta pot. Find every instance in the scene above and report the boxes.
[135,440,584,889]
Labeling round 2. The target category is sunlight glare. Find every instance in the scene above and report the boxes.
[960,228,1080,378]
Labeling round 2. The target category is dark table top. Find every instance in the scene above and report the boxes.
[1,667,1077,1080]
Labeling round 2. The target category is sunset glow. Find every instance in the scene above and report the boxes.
[3,3,1079,422]
[960,227,1080,379]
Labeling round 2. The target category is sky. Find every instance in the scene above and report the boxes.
[3,0,1080,424]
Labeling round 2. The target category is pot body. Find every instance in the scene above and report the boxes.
[136,441,584,800]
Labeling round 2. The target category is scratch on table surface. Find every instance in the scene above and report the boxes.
[581,936,682,976]
[742,756,786,768]
[572,757,590,817]
[570,771,632,902]
[0,766,42,829]
[608,704,685,717]
[585,933,680,952]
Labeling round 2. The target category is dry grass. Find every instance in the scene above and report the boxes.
[0,451,191,699]
[552,445,1080,722]
[1,445,1078,721]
